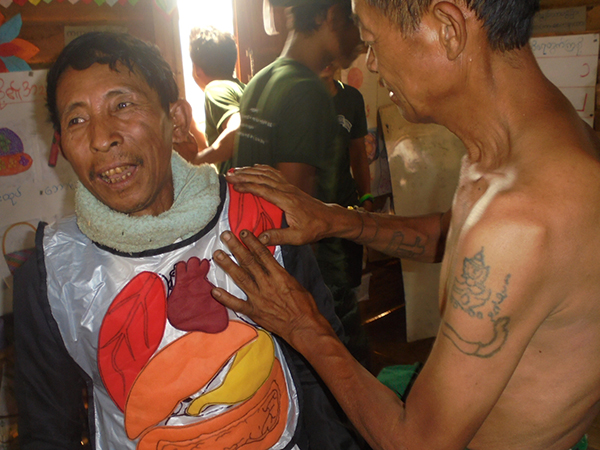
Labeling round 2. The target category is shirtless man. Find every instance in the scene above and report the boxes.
[208,0,600,449]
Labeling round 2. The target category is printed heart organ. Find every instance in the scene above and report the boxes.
[167,257,228,333]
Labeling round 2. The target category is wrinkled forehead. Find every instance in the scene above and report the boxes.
[57,61,138,93]
[56,63,157,115]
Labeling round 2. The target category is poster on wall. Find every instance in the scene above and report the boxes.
[0,70,76,315]
[531,33,600,126]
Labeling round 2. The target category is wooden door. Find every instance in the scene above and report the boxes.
[233,0,287,83]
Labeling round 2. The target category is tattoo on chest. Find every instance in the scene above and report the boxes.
[442,248,512,358]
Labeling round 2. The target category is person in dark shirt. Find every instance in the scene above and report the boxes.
[234,0,363,201]
[317,61,372,367]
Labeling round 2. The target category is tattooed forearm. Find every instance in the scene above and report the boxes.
[353,209,366,242]
[354,212,428,259]
[385,233,426,259]
[355,211,380,245]
[443,248,512,358]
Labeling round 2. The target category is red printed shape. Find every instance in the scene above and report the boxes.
[167,257,229,333]
[227,181,283,254]
[98,272,167,412]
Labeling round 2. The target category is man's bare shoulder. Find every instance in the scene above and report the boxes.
[454,158,598,302]
[442,158,600,449]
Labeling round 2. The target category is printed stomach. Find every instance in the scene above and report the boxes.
[124,323,289,449]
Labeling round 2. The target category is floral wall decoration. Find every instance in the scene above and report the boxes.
[0,13,38,72]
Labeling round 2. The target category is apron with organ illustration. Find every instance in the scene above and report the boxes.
[43,186,301,450]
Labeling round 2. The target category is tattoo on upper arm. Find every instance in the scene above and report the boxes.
[442,248,512,358]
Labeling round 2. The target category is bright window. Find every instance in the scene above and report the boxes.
[177,0,235,128]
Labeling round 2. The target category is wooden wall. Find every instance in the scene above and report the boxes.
[0,0,184,94]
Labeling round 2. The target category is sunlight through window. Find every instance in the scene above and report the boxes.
[177,0,235,127]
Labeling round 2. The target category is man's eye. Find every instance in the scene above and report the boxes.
[68,117,84,127]
[117,102,131,110]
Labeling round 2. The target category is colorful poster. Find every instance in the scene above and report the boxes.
[0,70,76,315]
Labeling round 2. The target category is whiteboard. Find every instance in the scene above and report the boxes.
[0,70,77,315]
[531,33,600,126]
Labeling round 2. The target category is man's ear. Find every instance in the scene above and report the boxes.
[432,1,467,61]
[319,2,339,31]
[192,64,208,89]
[53,130,67,163]
[170,99,193,145]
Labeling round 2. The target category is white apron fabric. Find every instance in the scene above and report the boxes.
[43,189,299,450]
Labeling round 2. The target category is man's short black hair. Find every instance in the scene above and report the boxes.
[46,32,179,132]
[189,26,238,79]
[364,0,540,51]
[288,0,351,33]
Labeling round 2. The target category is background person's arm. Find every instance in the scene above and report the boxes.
[192,112,240,165]
[349,136,373,211]
[190,118,208,150]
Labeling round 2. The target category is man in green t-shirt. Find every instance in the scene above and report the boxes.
[185,26,245,173]
[234,0,367,368]
[234,0,363,202]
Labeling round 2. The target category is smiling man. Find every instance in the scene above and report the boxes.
[210,0,600,449]
[13,32,360,450]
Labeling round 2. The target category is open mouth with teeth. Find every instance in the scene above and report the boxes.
[100,165,136,184]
